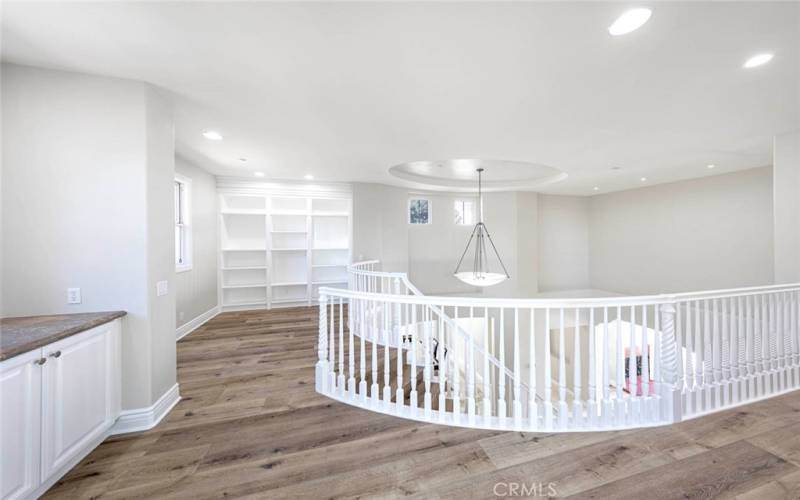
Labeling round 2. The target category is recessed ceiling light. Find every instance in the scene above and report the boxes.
[238,158,248,162]
[609,8,652,36]
[611,166,622,171]
[640,177,647,182]
[707,164,716,169]
[304,174,314,181]
[743,53,774,69]
[202,130,223,141]
[254,171,265,178]
[593,186,600,191]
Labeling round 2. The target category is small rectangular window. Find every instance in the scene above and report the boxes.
[175,175,192,272]
[408,198,431,225]
[454,200,476,225]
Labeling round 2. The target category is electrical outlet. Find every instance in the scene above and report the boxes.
[157,280,169,296]
[67,288,81,304]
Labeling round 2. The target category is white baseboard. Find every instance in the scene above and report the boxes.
[110,383,181,435]
[176,305,220,340]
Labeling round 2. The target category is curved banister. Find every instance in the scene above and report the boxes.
[315,261,800,432]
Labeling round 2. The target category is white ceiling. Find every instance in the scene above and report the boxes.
[2,1,798,195]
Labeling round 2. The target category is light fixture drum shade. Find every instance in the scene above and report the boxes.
[453,168,510,287]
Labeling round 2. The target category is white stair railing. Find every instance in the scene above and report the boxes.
[314,261,800,432]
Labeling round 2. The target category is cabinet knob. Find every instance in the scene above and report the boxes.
[34,357,47,365]
[49,350,62,358]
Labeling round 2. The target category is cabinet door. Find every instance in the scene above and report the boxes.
[40,322,119,480]
[1,349,42,500]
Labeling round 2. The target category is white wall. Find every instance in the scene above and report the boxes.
[774,131,800,284]
[589,167,774,295]
[352,185,542,297]
[175,157,219,328]
[1,63,176,410]
[537,195,590,292]
[352,183,408,273]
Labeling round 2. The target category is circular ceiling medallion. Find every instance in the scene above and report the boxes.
[388,159,567,191]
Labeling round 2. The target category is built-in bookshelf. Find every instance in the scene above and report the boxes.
[218,181,351,311]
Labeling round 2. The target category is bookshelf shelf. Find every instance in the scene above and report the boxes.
[218,191,351,311]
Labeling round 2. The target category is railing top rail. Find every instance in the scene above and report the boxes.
[348,261,800,307]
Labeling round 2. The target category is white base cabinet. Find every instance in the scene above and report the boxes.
[1,319,121,500]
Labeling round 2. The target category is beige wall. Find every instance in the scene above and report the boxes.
[1,63,176,410]
[589,167,774,295]
[175,157,219,328]
[537,195,590,292]
[774,131,800,284]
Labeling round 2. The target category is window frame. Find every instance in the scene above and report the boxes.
[453,198,477,226]
[408,197,432,225]
[175,174,193,273]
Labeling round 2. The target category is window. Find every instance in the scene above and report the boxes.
[454,200,476,225]
[408,198,431,224]
[174,175,192,272]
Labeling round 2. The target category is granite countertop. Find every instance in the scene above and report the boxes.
[0,311,126,361]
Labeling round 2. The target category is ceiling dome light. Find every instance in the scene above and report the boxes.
[640,177,647,182]
[744,53,774,68]
[593,186,600,191]
[254,171,265,177]
[202,130,223,141]
[609,8,652,36]
[304,174,314,180]
[707,164,716,169]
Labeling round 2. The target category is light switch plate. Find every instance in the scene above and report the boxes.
[67,288,81,304]
[156,280,169,296]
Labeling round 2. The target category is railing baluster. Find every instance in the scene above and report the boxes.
[410,304,418,414]
[513,308,522,428]
[615,305,624,425]
[628,305,638,423]
[359,296,367,401]
[755,294,764,396]
[573,308,582,426]
[329,297,336,391]
[383,297,391,406]
[371,299,379,402]
[685,302,693,400]
[395,302,404,412]
[764,294,773,394]
[558,308,567,428]
[544,308,553,429]
[483,307,492,423]
[588,307,596,427]
[338,297,345,396]
[348,297,356,400]
[654,303,662,420]
[529,308,538,429]
[424,306,432,418]
[439,309,447,422]
[602,306,611,427]
[316,294,329,393]
[467,306,476,424]
[778,292,786,391]
[452,306,461,423]
[642,305,651,417]
[499,308,507,421]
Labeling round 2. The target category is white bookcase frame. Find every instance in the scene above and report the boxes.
[217,178,352,311]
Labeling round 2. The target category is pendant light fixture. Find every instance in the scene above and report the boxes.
[453,168,510,287]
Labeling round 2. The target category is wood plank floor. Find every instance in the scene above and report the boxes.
[44,307,800,499]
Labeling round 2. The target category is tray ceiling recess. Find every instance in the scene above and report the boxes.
[388,159,567,192]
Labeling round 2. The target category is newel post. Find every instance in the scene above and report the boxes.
[659,302,683,423]
[317,293,329,393]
